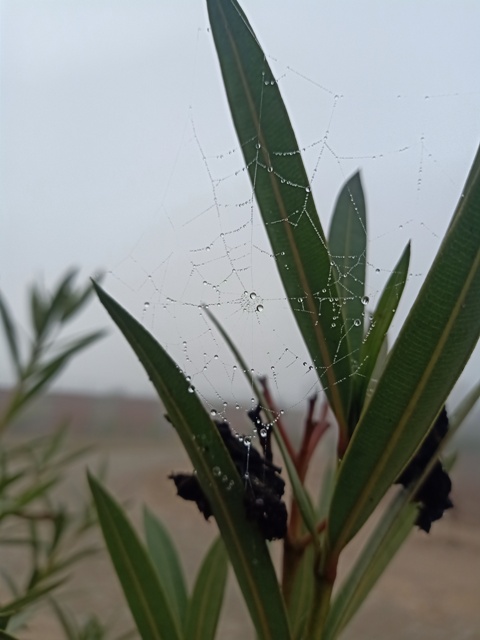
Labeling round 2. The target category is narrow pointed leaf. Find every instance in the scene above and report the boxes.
[357,243,410,407]
[325,491,417,640]
[286,544,315,639]
[0,294,21,376]
[20,331,105,406]
[185,537,228,640]
[328,172,367,366]
[143,507,188,626]
[88,474,182,640]
[0,579,65,617]
[207,0,352,434]
[94,283,291,640]
[205,306,319,545]
[49,599,79,640]
[327,145,480,557]
[325,386,478,640]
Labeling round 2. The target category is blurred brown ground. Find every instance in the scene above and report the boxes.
[2,390,479,639]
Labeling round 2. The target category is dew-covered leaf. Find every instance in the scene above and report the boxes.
[328,172,367,372]
[94,282,291,640]
[207,0,352,436]
[327,144,480,557]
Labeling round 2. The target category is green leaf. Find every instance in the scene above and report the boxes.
[20,331,105,406]
[357,242,410,407]
[143,507,188,626]
[328,172,367,373]
[185,537,228,640]
[0,579,65,618]
[325,490,417,640]
[93,283,291,640]
[327,144,480,557]
[204,306,319,546]
[0,630,21,640]
[88,474,182,640]
[0,294,21,376]
[207,0,352,436]
[49,599,79,640]
[286,544,315,639]
[30,284,47,339]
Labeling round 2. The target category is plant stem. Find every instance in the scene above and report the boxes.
[305,553,338,639]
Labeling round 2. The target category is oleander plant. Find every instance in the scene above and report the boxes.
[0,271,119,639]
[89,1,480,639]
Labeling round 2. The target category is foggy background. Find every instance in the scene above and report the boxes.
[1,1,479,436]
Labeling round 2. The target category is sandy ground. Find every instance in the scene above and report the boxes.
[3,435,480,640]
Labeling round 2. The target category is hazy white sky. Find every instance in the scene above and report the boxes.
[1,1,479,420]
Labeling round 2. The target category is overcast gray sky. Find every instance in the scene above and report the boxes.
[1,1,479,422]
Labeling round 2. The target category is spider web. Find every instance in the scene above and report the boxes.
[106,23,479,436]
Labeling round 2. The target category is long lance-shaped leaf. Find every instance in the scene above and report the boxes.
[356,242,410,408]
[185,537,228,640]
[144,507,188,628]
[204,306,320,546]
[327,144,480,559]
[325,491,417,640]
[207,0,352,436]
[93,283,291,640]
[0,294,21,376]
[88,474,182,640]
[328,172,367,370]
[325,383,480,640]
[326,389,479,640]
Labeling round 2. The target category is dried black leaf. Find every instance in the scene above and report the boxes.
[396,407,453,532]
[169,409,287,540]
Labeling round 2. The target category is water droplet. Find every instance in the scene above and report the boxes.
[354,318,362,327]
[260,428,268,438]
[375,268,380,273]
[256,304,264,312]
[267,166,273,173]
[280,409,285,415]
[144,301,150,308]
[182,341,187,347]
[187,385,195,393]
[255,142,261,150]
[210,409,217,416]
[361,295,369,305]
[203,280,207,286]
[214,354,218,359]
[305,186,311,193]
[249,292,257,300]
[212,466,221,477]
[206,246,211,252]
[235,403,240,410]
